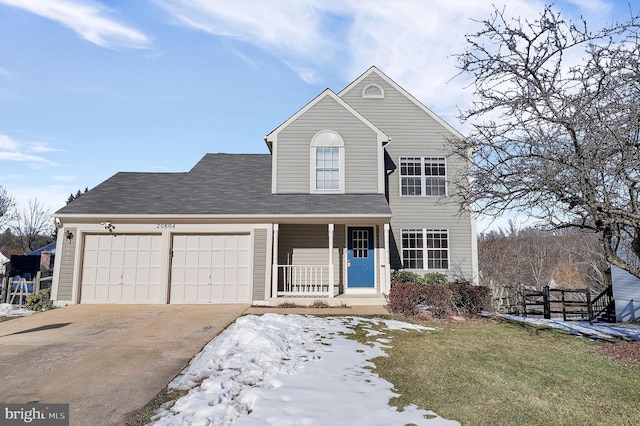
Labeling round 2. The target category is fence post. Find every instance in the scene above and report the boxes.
[543,286,551,319]
[35,271,41,293]
[562,290,566,321]
[586,290,593,325]
[1,277,7,303]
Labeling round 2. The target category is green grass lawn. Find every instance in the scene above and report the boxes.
[363,317,640,426]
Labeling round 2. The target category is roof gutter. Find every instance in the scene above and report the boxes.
[54,212,393,226]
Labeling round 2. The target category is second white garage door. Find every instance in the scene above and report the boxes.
[170,234,251,303]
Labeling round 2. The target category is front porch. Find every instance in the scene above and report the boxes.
[269,223,391,304]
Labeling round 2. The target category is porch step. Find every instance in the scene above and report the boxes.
[269,294,387,307]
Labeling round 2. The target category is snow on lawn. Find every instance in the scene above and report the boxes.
[150,314,459,426]
[500,314,640,341]
[0,303,33,317]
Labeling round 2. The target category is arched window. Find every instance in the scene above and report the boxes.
[310,130,345,193]
[362,84,385,99]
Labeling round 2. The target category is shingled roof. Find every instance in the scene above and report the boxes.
[55,154,391,217]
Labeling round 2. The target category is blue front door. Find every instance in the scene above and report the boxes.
[347,227,375,288]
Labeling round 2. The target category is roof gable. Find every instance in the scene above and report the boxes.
[338,66,464,139]
[264,89,389,148]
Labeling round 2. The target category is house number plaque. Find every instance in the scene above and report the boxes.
[156,223,176,229]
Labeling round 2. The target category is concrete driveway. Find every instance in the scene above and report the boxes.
[0,304,249,426]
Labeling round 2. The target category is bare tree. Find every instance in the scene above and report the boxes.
[10,199,53,251]
[0,185,15,230]
[454,5,640,278]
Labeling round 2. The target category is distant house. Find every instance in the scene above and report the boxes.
[610,264,640,322]
[27,241,57,257]
[27,242,56,277]
[0,249,28,276]
[0,251,9,275]
[1,243,56,279]
[50,66,478,306]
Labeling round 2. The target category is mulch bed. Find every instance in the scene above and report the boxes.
[600,341,640,365]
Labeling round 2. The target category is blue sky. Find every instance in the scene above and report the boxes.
[0,0,633,231]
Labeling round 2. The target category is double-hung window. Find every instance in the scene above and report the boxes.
[310,130,345,193]
[315,147,340,190]
[401,229,449,270]
[400,156,447,196]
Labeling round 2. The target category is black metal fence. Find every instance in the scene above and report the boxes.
[523,285,615,324]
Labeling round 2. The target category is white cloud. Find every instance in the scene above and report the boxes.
[0,134,58,167]
[0,134,19,150]
[154,0,342,82]
[155,0,330,54]
[0,0,151,49]
[154,0,625,118]
[28,141,60,153]
[153,0,574,121]
[564,0,612,12]
[0,151,54,165]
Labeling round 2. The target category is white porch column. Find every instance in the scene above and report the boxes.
[383,223,391,294]
[328,223,334,298]
[272,223,279,299]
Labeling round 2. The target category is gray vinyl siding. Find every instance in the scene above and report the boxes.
[341,73,475,281]
[252,229,267,301]
[278,224,345,288]
[56,228,77,301]
[275,96,380,194]
[611,265,640,322]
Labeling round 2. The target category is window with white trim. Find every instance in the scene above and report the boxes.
[310,130,345,193]
[400,156,447,196]
[315,147,340,190]
[401,229,449,270]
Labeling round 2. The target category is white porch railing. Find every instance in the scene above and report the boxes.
[278,265,331,296]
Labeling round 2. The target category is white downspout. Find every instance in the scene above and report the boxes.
[384,223,391,294]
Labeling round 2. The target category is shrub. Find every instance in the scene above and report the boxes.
[387,282,422,316]
[391,270,424,285]
[24,288,54,312]
[391,270,467,287]
[421,272,449,287]
[387,282,492,318]
[450,276,471,286]
[419,285,453,316]
[451,286,491,314]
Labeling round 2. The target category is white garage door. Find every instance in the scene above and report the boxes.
[81,234,163,304]
[170,234,251,303]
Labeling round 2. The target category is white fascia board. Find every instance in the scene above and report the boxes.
[54,213,392,223]
[264,88,334,142]
[338,66,465,140]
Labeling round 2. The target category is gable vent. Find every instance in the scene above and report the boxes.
[362,84,385,99]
